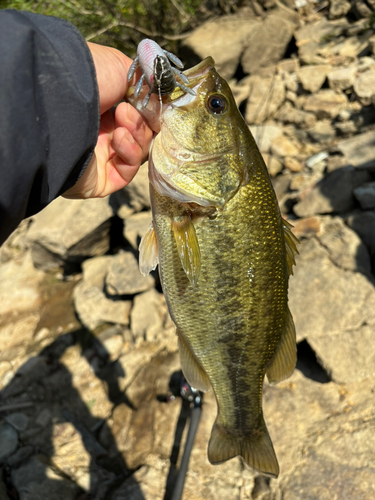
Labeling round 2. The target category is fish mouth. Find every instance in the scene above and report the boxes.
[169,57,215,105]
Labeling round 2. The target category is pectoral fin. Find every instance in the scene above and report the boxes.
[172,216,201,286]
[283,219,299,276]
[177,332,210,392]
[139,221,159,276]
[266,307,296,384]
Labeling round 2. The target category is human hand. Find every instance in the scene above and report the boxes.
[64,42,152,199]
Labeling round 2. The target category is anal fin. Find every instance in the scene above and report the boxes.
[172,215,201,286]
[139,221,159,276]
[208,416,279,478]
[266,307,296,384]
[177,332,210,392]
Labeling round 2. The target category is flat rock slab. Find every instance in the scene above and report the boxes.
[294,18,349,64]
[0,421,19,461]
[0,253,44,317]
[264,374,375,499]
[241,5,299,75]
[347,211,375,258]
[245,75,285,124]
[328,65,357,90]
[353,181,375,209]
[112,161,151,219]
[337,130,375,169]
[289,236,375,382]
[354,67,375,105]
[297,64,332,93]
[106,251,154,296]
[293,167,371,217]
[12,454,80,500]
[301,89,348,119]
[182,13,259,79]
[27,197,113,269]
[123,211,152,250]
[74,256,132,330]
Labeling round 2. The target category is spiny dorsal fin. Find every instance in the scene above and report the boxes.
[172,215,201,286]
[139,221,159,276]
[177,332,211,392]
[282,218,299,276]
[266,307,296,384]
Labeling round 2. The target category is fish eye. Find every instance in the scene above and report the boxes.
[207,94,227,114]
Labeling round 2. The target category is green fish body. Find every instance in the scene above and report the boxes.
[135,57,298,477]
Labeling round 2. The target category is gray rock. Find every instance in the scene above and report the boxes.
[270,134,301,157]
[316,215,372,274]
[74,256,132,330]
[245,74,285,124]
[111,161,150,218]
[241,5,299,75]
[337,130,375,169]
[320,30,374,59]
[347,211,375,258]
[0,252,44,317]
[284,157,303,173]
[335,120,358,135]
[5,413,29,432]
[308,120,336,143]
[308,323,375,383]
[353,67,375,105]
[353,181,375,209]
[12,454,80,500]
[352,0,372,18]
[123,211,152,250]
[182,12,259,80]
[289,237,375,343]
[293,167,371,217]
[297,64,332,93]
[26,197,113,270]
[276,101,317,129]
[262,154,283,177]
[294,18,349,64]
[329,0,352,19]
[130,289,166,342]
[106,251,154,296]
[328,65,357,90]
[0,474,10,500]
[264,374,375,499]
[249,124,283,154]
[302,89,348,119]
[0,422,18,461]
[6,445,34,467]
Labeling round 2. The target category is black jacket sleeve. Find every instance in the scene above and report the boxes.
[0,10,100,245]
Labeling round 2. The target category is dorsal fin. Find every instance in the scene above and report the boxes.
[282,218,299,276]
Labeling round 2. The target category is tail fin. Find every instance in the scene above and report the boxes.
[207,417,279,478]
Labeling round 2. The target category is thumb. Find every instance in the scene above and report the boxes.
[88,42,134,115]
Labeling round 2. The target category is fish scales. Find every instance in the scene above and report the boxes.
[130,55,298,477]
[151,150,287,433]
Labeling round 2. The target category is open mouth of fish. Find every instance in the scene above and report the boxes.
[149,57,226,209]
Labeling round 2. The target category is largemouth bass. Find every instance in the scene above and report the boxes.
[128,57,298,477]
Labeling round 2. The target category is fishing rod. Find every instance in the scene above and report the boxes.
[159,372,203,500]
[170,380,202,500]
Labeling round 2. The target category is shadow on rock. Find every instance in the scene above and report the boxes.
[0,328,146,500]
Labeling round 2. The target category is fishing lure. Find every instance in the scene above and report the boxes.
[127,38,196,108]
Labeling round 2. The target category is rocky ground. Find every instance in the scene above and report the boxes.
[2,1,375,499]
